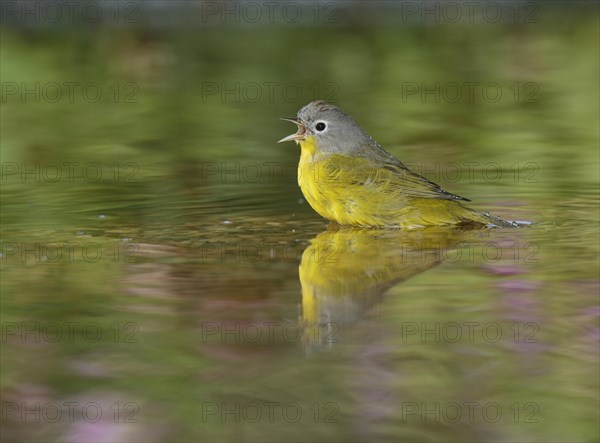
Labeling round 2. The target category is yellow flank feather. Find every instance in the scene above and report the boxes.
[299,137,499,229]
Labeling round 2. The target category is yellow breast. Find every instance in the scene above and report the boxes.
[298,137,384,227]
[297,137,335,220]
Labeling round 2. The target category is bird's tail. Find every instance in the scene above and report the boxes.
[464,209,531,228]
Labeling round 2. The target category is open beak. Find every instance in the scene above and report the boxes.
[278,117,307,143]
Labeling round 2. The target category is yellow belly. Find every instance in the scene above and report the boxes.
[297,138,492,229]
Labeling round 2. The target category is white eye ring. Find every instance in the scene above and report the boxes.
[315,121,327,132]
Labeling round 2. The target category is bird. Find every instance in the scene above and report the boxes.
[278,100,521,229]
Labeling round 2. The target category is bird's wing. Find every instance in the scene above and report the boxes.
[378,160,470,201]
[325,154,470,202]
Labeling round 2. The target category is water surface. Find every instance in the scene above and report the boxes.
[1,12,599,442]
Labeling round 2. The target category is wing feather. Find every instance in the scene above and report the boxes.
[324,154,470,202]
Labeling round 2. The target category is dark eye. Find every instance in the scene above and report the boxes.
[315,122,326,131]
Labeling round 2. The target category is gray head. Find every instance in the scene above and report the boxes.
[278,101,379,156]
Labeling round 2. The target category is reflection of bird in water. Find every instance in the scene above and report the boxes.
[299,226,471,351]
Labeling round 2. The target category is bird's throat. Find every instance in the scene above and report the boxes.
[299,135,318,159]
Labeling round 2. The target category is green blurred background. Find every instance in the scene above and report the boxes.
[1,1,599,442]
